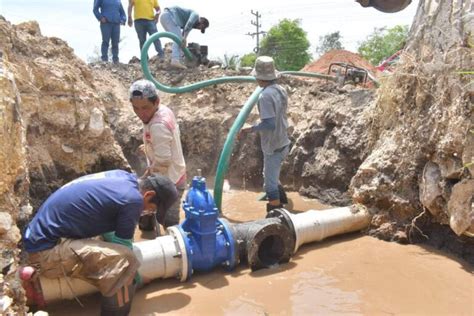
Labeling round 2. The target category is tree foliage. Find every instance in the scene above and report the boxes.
[315,31,344,56]
[259,19,311,71]
[240,53,257,68]
[357,25,408,65]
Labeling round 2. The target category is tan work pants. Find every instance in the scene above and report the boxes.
[28,238,140,297]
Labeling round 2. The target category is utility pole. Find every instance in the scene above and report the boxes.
[246,10,266,54]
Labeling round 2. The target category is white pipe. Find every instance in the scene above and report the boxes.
[39,275,97,303]
[283,206,371,253]
[39,228,187,303]
[38,207,371,302]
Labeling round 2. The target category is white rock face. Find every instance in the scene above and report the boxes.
[448,179,474,236]
[0,212,13,234]
[89,107,105,137]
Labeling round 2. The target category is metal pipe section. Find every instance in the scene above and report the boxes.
[267,206,372,253]
[133,230,187,281]
[225,217,294,271]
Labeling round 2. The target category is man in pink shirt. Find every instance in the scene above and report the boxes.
[129,79,186,233]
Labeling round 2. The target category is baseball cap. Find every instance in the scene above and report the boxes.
[129,79,158,100]
[147,175,178,223]
[200,17,209,34]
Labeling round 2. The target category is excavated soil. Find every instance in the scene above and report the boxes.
[303,49,381,76]
[90,60,376,207]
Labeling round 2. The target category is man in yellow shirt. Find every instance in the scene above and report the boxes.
[128,0,164,59]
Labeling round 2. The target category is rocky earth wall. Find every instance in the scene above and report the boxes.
[349,0,473,255]
[0,17,130,314]
[0,47,28,316]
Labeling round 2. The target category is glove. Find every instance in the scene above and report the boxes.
[102,232,142,286]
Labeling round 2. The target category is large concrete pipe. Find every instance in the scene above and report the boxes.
[267,206,372,253]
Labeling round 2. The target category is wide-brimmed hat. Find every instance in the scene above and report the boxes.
[251,56,280,81]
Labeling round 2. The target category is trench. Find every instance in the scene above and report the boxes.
[43,189,473,316]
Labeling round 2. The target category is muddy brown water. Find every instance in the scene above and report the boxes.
[45,190,473,315]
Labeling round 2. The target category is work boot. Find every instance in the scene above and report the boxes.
[278,184,288,205]
[258,185,288,205]
[266,203,283,213]
[101,281,136,316]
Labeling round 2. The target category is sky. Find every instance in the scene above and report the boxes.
[1,0,420,63]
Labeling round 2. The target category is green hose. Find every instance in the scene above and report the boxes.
[140,32,344,211]
[140,32,256,94]
[213,87,262,210]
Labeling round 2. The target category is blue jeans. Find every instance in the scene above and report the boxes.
[160,10,182,62]
[134,19,164,58]
[263,145,290,201]
[100,23,120,62]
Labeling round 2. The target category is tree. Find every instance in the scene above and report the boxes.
[315,31,344,56]
[240,53,257,68]
[357,25,408,65]
[259,19,312,71]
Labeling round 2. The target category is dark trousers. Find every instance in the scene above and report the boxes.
[100,22,120,62]
[134,19,164,58]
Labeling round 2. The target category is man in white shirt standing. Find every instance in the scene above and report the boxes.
[129,79,186,232]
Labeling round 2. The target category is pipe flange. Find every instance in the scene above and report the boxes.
[247,220,294,271]
[218,218,239,269]
[167,226,190,282]
[266,208,297,254]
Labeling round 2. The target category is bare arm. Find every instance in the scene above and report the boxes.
[127,0,134,27]
[154,5,161,23]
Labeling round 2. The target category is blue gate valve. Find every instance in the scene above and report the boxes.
[177,175,237,279]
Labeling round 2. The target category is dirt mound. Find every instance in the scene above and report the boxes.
[303,49,380,76]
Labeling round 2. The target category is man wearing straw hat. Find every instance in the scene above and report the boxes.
[240,56,291,213]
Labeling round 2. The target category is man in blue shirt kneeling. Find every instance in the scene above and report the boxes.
[23,169,178,315]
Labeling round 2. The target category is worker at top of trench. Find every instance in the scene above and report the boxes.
[240,56,290,212]
[160,5,209,69]
[129,79,186,235]
[127,0,165,60]
[22,170,178,315]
